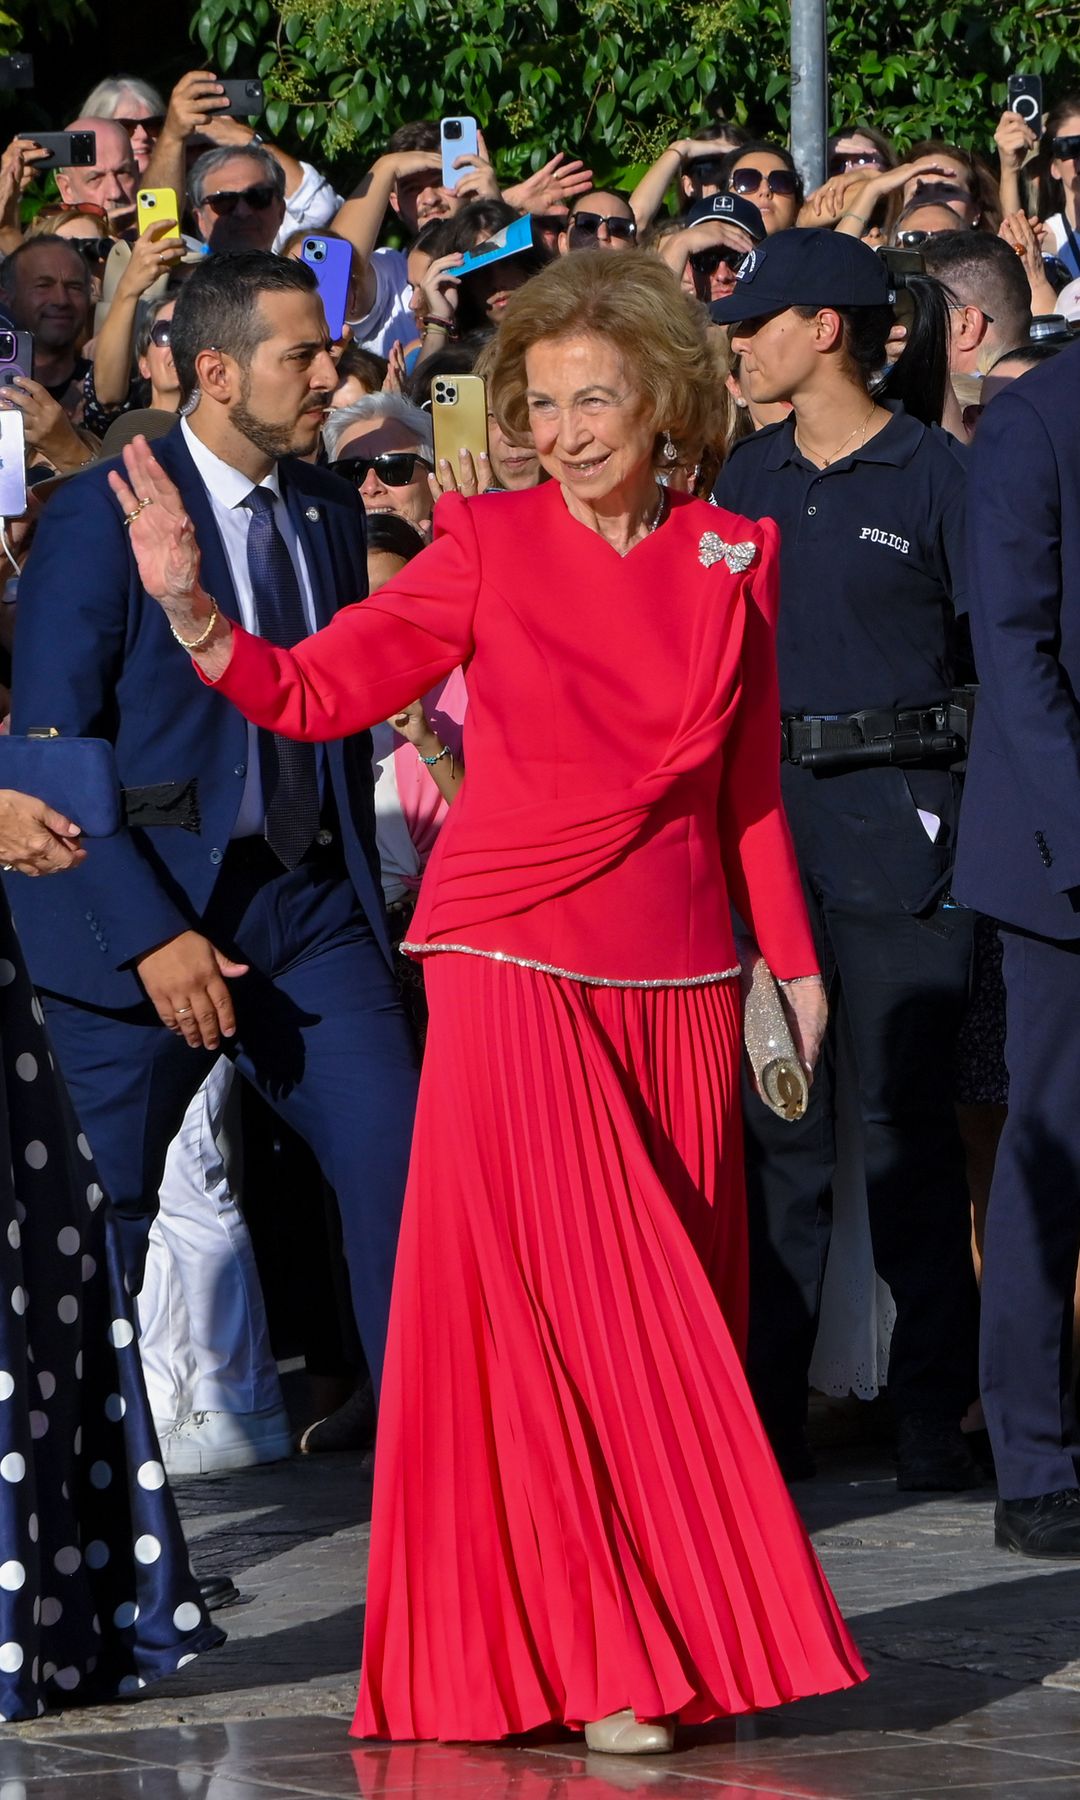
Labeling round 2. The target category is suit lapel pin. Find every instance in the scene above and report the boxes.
[305,506,321,523]
[698,531,757,574]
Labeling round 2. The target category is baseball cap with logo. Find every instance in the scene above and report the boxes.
[709,226,893,325]
[684,193,766,242]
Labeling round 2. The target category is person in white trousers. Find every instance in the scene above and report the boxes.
[139,1057,293,1474]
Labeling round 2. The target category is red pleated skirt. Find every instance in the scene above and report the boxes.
[354,953,866,1742]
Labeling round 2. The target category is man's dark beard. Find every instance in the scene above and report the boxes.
[232,368,332,460]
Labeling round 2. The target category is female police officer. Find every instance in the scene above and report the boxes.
[713,228,981,1492]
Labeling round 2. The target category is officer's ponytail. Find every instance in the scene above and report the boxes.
[795,272,951,428]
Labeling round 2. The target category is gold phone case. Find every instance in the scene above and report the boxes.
[136,188,181,241]
[431,373,489,469]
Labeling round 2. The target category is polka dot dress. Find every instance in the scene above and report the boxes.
[0,901,224,1720]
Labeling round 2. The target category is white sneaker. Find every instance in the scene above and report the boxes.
[159,1405,294,1475]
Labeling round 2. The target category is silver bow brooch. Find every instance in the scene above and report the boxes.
[698,532,757,574]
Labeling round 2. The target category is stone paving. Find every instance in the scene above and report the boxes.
[6,1442,1080,1795]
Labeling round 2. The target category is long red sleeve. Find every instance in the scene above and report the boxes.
[209,493,480,740]
[718,517,819,983]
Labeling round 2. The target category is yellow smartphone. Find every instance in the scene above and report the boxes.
[136,187,181,240]
[431,373,489,471]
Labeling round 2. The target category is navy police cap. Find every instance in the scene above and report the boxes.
[709,226,893,324]
[684,192,766,242]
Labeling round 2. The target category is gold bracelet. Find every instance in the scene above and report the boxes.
[168,598,220,652]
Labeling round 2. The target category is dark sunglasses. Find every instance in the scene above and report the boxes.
[1053,135,1080,160]
[689,244,747,275]
[729,166,799,198]
[828,150,885,176]
[116,114,165,135]
[72,236,114,263]
[149,319,173,348]
[568,211,637,242]
[201,183,279,216]
[330,452,430,487]
[894,227,959,248]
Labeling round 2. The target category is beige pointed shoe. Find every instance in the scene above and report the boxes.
[584,1708,676,1754]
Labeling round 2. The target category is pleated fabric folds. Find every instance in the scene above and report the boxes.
[354,953,866,1743]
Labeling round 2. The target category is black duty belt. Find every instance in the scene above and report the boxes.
[781,693,974,772]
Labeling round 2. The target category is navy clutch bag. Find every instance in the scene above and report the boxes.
[0,733,121,837]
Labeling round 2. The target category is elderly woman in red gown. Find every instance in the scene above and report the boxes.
[111,249,866,1753]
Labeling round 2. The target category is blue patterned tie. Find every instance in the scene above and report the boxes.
[243,486,321,869]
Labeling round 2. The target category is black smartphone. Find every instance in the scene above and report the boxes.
[1007,73,1044,128]
[0,330,34,385]
[877,245,925,280]
[19,129,95,172]
[217,77,265,118]
[0,54,33,90]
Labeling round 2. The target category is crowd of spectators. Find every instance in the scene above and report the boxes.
[0,60,1078,1490]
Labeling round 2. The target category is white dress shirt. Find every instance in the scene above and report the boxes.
[181,418,322,837]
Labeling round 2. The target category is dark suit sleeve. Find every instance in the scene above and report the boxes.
[12,477,190,967]
[965,388,1080,894]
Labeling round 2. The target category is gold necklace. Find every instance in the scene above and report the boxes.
[795,401,877,469]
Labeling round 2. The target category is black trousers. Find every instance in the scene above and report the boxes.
[744,763,979,1445]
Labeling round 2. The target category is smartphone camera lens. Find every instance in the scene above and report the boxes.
[445,120,462,140]
[0,333,15,361]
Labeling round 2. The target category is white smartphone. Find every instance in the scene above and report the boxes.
[440,116,479,191]
[0,410,27,519]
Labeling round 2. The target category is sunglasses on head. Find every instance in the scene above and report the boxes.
[1053,134,1080,160]
[828,150,885,176]
[201,183,279,216]
[148,319,173,348]
[689,244,747,275]
[330,452,430,487]
[37,200,109,224]
[115,114,165,135]
[729,166,799,198]
[568,211,637,241]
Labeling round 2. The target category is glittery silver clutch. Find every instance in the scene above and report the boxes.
[742,952,809,1123]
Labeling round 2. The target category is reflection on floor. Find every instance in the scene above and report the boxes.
[4,1442,1080,1795]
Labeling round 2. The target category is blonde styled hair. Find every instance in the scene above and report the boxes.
[489,249,726,466]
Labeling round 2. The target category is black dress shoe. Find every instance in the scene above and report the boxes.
[198,1573,240,1611]
[895,1414,984,1491]
[995,1489,1080,1558]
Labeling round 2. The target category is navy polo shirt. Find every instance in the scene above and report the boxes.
[714,404,968,716]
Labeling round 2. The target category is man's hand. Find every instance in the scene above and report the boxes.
[780,976,828,1080]
[0,376,92,469]
[0,789,85,875]
[136,929,249,1048]
[503,152,594,214]
[161,69,230,145]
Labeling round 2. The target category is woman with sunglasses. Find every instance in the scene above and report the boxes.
[558,188,638,252]
[80,76,167,177]
[717,141,803,234]
[323,393,435,538]
[1033,94,1080,280]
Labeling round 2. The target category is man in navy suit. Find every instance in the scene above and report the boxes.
[954,338,1080,1555]
[9,253,418,1426]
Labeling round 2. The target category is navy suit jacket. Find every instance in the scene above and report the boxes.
[954,340,1080,939]
[8,424,392,1008]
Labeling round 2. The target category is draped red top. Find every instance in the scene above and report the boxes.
[204,483,818,986]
